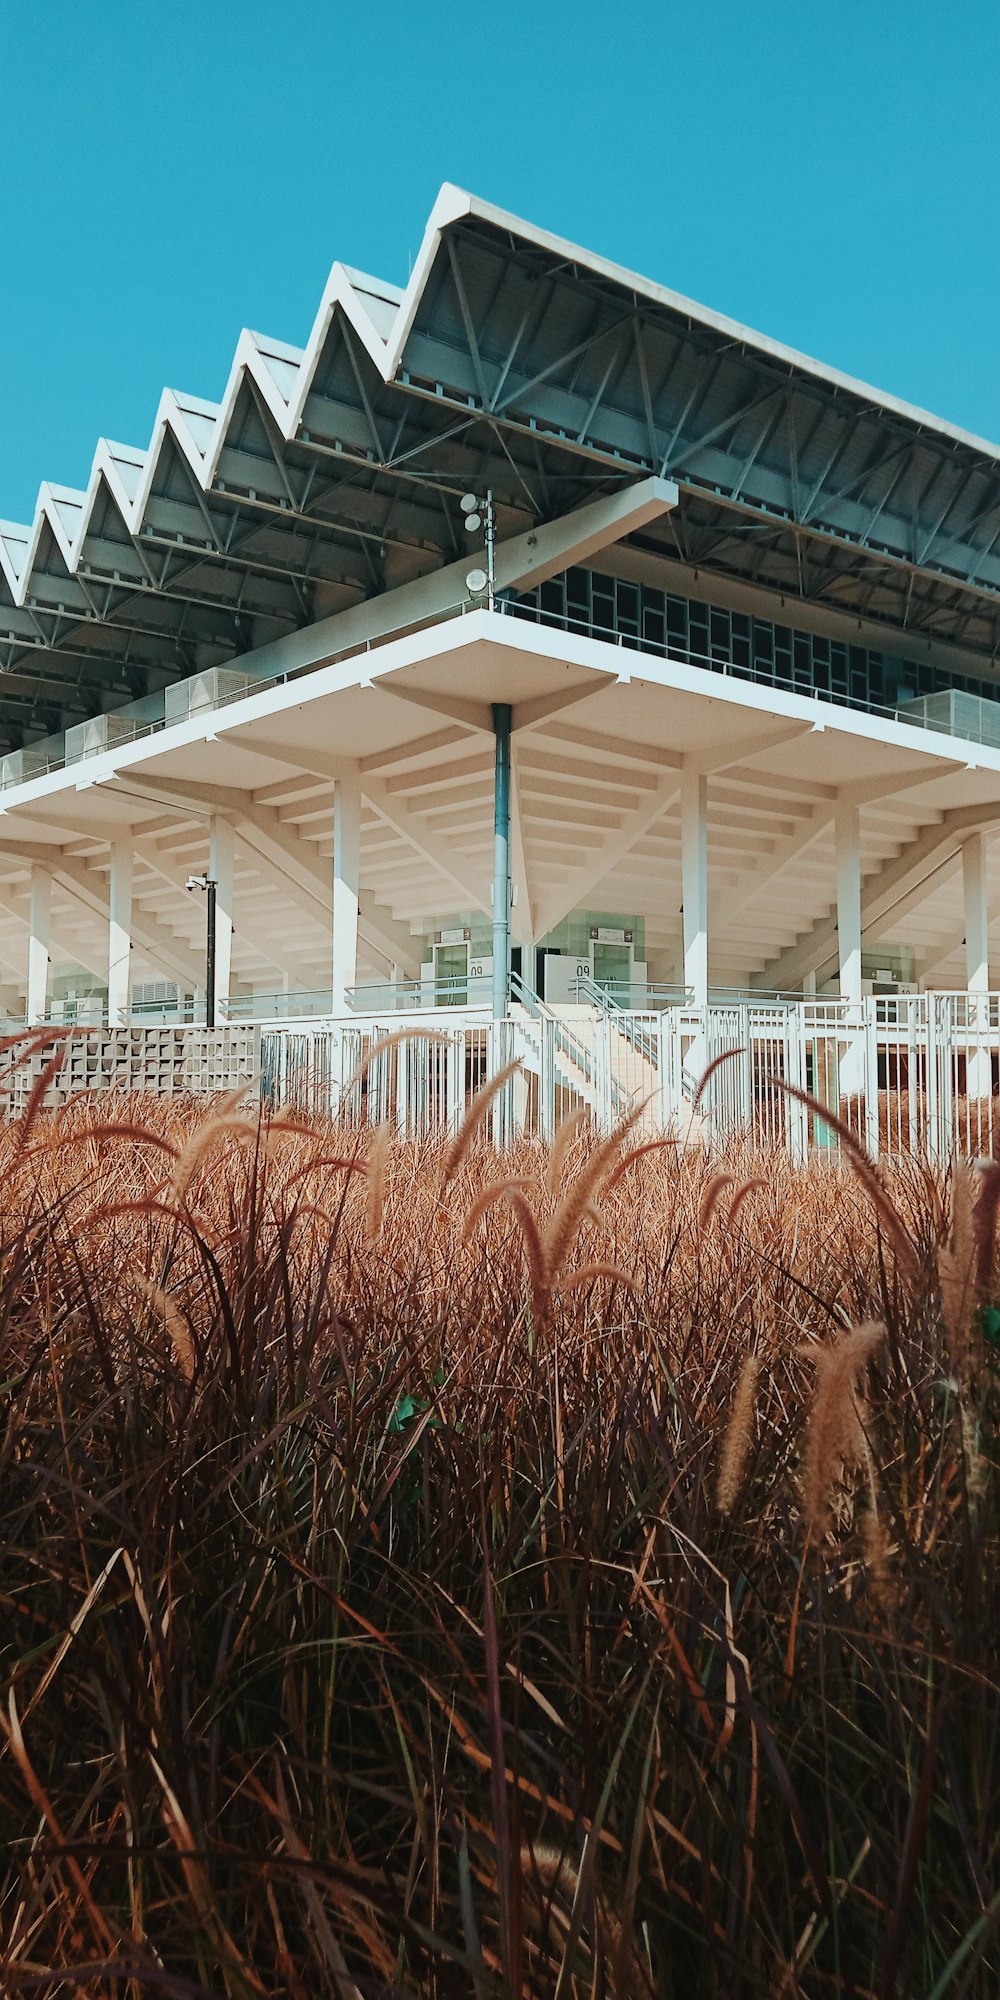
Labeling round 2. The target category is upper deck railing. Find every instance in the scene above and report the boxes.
[4,587,1000,795]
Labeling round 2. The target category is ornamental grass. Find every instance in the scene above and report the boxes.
[0,1062,998,1997]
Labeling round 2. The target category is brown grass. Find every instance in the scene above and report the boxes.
[0,1087,997,1997]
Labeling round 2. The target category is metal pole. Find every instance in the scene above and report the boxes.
[485,489,495,612]
[206,878,217,1029]
[491,702,511,1019]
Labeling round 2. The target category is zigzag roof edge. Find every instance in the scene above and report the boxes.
[4,178,999,615]
[127,390,223,532]
[450,186,1000,462]
[0,183,458,598]
[0,521,31,595]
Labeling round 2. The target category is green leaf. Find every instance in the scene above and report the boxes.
[388,1393,419,1433]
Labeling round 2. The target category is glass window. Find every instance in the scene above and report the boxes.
[689,612,709,660]
[642,605,665,648]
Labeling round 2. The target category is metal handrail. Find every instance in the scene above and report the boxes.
[510,968,597,1091]
[0,591,506,792]
[226,974,482,1020]
[574,974,663,1073]
[9,575,1000,798]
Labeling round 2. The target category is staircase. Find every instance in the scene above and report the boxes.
[573,974,710,1141]
[509,970,602,1121]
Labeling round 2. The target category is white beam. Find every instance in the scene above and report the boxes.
[682,770,708,1006]
[99,775,420,976]
[360,772,489,912]
[358,891,421,979]
[27,865,51,1024]
[52,853,204,991]
[234,811,419,975]
[108,840,133,1024]
[686,721,811,777]
[714,799,834,932]
[225,477,679,684]
[963,833,990,993]
[759,801,1000,993]
[134,835,315,988]
[333,774,361,1013]
[210,815,235,1016]
[0,883,106,991]
[835,801,862,1007]
[534,768,681,937]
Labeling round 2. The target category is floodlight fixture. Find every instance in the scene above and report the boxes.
[459,488,497,609]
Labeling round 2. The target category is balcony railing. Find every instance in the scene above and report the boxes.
[6,588,1000,796]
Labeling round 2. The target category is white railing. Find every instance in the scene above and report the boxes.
[258,994,1000,1159]
[7,997,999,1159]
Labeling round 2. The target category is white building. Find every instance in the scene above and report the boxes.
[2,187,1000,1148]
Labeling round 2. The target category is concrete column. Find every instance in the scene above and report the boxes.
[210,816,235,1019]
[27,865,51,1024]
[681,768,708,1006]
[962,833,991,1098]
[107,840,133,1024]
[332,773,361,1015]
[835,801,863,1009]
[963,833,989,993]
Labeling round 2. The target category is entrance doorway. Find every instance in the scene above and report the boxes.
[591,938,632,1003]
[433,939,469,1006]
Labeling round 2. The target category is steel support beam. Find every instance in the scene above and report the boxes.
[963,832,990,993]
[333,774,361,1014]
[681,770,708,1006]
[108,840,133,1024]
[27,865,51,1024]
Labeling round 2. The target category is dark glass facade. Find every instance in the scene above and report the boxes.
[509,568,1000,716]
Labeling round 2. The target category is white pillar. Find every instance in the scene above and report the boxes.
[27,865,51,1024]
[210,815,235,1019]
[681,769,708,1007]
[835,801,863,1009]
[962,833,991,1098]
[963,833,989,993]
[332,773,361,1015]
[108,840,133,1025]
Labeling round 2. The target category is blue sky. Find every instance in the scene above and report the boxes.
[2,1,999,524]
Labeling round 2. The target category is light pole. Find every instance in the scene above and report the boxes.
[186,874,217,1027]
[460,490,496,609]
[462,490,510,1015]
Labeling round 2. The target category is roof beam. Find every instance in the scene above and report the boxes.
[509,742,534,947]
[133,835,317,987]
[360,772,489,912]
[93,773,421,976]
[757,801,1000,991]
[535,767,681,937]
[223,476,679,683]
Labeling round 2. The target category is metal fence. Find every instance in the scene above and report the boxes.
[258,995,1000,1159]
[6,1000,998,1158]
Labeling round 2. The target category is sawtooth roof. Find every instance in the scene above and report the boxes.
[2,183,999,752]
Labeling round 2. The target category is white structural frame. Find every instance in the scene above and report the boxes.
[2,190,1000,1160]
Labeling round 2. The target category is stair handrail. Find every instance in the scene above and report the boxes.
[509,968,598,1092]
[573,974,661,1072]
